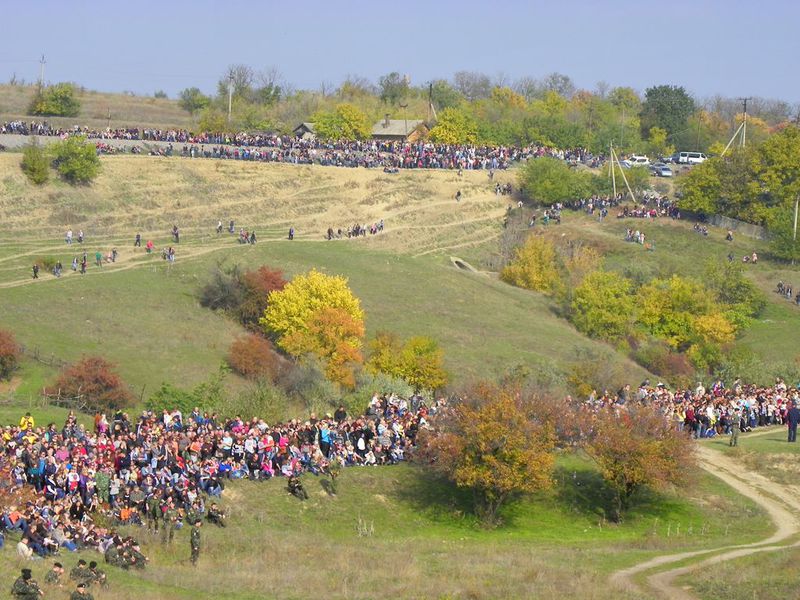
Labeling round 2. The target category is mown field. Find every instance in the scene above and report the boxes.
[0,84,193,130]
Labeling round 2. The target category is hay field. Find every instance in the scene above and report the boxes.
[0,84,193,129]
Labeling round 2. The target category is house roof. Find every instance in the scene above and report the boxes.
[293,122,316,133]
[371,119,425,137]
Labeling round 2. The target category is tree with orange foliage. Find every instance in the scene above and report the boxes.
[585,405,694,522]
[227,333,285,381]
[281,307,364,388]
[0,329,21,380]
[237,266,287,329]
[420,383,556,525]
[49,356,133,413]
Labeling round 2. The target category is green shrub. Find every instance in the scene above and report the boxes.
[198,264,246,311]
[34,256,59,272]
[146,383,198,415]
[277,356,340,414]
[28,83,81,117]
[217,381,292,423]
[20,141,49,185]
[48,135,101,184]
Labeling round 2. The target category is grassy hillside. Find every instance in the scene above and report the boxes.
[0,452,768,600]
[0,84,193,129]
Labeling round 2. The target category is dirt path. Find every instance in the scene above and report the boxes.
[611,427,800,599]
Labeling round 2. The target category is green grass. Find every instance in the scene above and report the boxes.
[0,454,768,600]
[680,546,800,600]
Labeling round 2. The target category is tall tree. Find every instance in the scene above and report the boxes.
[452,71,492,101]
[420,383,556,524]
[217,64,255,101]
[640,85,696,140]
[378,72,409,105]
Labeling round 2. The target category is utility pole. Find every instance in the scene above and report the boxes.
[38,54,46,91]
[227,74,234,123]
[740,97,750,148]
[793,195,799,265]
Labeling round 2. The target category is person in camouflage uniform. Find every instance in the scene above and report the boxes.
[11,569,42,600]
[70,559,92,586]
[145,490,161,533]
[161,498,177,544]
[44,562,64,587]
[87,561,107,588]
[190,521,201,566]
[206,503,226,527]
[104,545,124,569]
[70,581,94,600]
[94,468,111,506]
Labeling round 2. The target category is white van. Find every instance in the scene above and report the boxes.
[677,151,707,164]
[628,155,650,166]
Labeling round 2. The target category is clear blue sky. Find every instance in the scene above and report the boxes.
[2,0,799,103]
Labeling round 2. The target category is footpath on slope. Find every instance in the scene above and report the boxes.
[611,427,800,600]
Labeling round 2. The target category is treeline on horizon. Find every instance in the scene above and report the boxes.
[14,65,800,155]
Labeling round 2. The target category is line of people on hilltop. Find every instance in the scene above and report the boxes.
[2,119,609,172]
[0,392,437,569]
[327,221,385,240]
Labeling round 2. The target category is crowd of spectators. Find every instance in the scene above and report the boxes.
[1,119,603,172]
[0,392,437,567]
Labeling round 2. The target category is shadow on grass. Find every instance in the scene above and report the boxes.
[554,464,683,523]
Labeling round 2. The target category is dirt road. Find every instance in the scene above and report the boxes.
[611,427,800,599]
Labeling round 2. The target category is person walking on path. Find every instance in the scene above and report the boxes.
[787,401,800,442]
[32,264,39,279]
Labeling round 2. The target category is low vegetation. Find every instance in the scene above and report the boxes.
[47,356,133,412]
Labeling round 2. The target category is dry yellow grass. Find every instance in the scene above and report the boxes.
[0,84,193,129]
[0,154,511,259]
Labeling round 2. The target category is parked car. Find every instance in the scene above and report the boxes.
[628,154,651,166]
[677,151,707,164]
[650,163,673,177]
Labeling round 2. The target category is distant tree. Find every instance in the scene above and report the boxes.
[28,82,81,117]
[586,406,693,521]
[428,107,478,144]
[542,72,575,99]
[378,72,410,105]
[48,135,101,184]
[281,307,365,388]
[20,140,49,185]
[429,79,464,110]
[337,75,376,99]
[518,156,590,204]
[0,329,21,381]
[452,71,492,101]
[262,269,365,354]
[198,107,228,132]
[178,87,211,114]
[501,235,563,296]
[254,67,283,106]
[227,333,284,382]
[312,104,372,140]
[419,382,557,524]
[366,332,448,393]
[608,86,641,112]
[768,203,800,263]
[49,356,133,413]
[512,76,545,102]
[570,271,635,342]
[153,90,168,99]
[237,266,288,329]
[396,336,448,393]
[217,64,255,101]
[640,84,696,139]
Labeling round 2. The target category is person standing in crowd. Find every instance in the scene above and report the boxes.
[787,401,800,442]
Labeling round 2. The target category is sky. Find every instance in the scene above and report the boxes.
[2,0,799,103]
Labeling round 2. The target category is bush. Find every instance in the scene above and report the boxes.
[48,135,101,184]
[0,329,21,381]
[237,266,287,329]
[198,264,246,311]
[49,356,133,413]
[146,383,198,416]
[34,256,59,272]
[634,341,695,387]
[28,83,81,117]
[500,234,563,295]
[227,333,285,381]
[276,356,340,415]
[20,140,49,185]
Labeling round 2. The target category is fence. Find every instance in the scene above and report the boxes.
[707,214,768,240]
[19,345,70,369]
